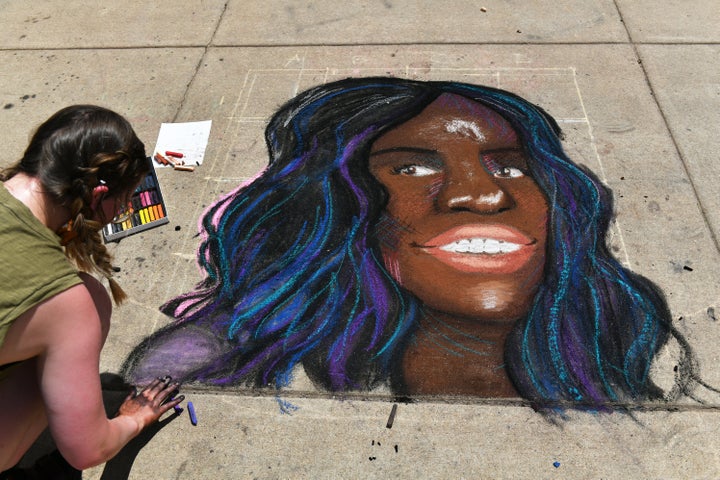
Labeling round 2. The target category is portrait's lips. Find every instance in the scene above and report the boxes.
[418,224,538,274]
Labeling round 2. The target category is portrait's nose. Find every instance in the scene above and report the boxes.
[436,161,515,214]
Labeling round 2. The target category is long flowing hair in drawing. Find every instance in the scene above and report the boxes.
[122,77,695,408]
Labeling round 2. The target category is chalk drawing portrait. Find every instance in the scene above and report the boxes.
[123,77,695,409]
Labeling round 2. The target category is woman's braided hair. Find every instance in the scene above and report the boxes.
[1,105,150,304]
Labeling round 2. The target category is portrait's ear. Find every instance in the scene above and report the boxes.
[90,183,109,210]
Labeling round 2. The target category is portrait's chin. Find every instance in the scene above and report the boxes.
[398,269,538,324]
[466,280,537,322]
[429,281,536,324]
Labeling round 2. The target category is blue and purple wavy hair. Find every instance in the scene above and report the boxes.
[122,77,691,408]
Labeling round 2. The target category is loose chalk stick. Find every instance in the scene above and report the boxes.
[154,152,170,166]
[386,403,398,429]
[187,401,197,425]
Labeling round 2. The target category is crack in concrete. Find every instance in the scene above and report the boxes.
[172,0,230,122]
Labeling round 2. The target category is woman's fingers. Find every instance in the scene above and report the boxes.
[130,377,182,406]
[155,382,181,405]
[160,394,185,415]
[138,376,171,395]
[143,376,171,395]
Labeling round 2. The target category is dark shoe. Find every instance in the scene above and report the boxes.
[1,450,81,480]
[0,466,31,479]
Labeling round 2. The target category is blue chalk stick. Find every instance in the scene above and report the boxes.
[187,401,197,426]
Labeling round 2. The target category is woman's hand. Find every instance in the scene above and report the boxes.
[117,376,184,431]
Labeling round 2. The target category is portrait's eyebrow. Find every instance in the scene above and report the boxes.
[369,146,437,156]
[479,146,524,155]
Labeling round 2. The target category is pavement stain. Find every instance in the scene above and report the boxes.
[368,439,400,461]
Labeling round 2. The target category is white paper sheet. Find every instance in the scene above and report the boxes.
[151,120,212,167]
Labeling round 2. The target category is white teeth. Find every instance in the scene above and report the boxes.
[438,238,522,254]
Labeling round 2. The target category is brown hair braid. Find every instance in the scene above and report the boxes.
[3,105,150,304]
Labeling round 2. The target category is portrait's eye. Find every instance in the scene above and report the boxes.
[494,166,524,178]
[482,150,528,179]
[392,164,441,177]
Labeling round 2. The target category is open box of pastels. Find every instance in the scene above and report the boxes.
[102,163,169,242]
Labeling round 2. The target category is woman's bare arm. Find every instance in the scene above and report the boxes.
[4,279,182,470]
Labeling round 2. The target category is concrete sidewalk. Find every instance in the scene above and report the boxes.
[2,1,720,478]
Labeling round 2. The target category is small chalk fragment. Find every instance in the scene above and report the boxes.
[188,401,197,425]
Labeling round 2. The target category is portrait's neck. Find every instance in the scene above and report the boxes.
[401,310,519,398]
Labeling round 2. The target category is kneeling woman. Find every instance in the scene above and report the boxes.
[0,106,183,472]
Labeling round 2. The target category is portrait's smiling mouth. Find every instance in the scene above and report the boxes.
[417,224,538,274]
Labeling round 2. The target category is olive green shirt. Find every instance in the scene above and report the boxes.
[0,184,81,349]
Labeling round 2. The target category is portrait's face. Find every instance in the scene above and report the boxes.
[369,94,549,322]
